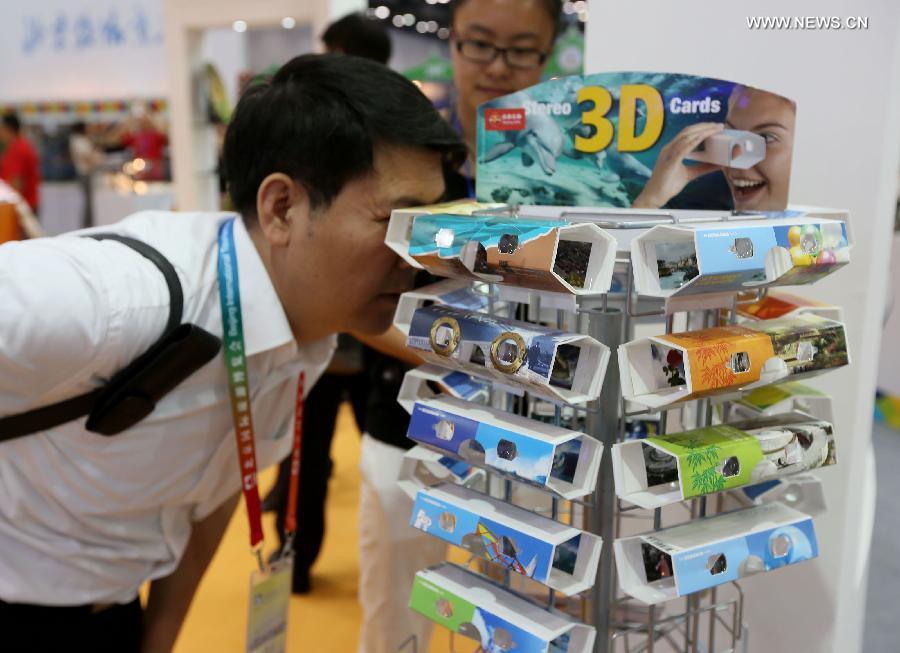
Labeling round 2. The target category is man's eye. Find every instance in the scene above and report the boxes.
[762,132,780,145]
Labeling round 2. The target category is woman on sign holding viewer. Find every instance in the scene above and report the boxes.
[633,84,796,212]
[352,2,562,653]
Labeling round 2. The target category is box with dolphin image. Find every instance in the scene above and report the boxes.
[399,366,602,499]
[410,563,596,653]
[614,502,819,604]
[611,412,835,509]
[386,209,617,295]
[394,282,610,404]
[410,482,602,595]
[630,213,851,298]
[476,72,797,212]
[618,314,850,409]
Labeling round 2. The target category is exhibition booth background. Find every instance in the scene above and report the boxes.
[1,0,899,651]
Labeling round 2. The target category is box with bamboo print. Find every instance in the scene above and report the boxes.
[612,412,835,509]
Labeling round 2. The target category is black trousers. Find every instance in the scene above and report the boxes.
[0,597,142,652]
[273,371,369,582]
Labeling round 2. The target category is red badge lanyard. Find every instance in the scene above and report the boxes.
[218,218,304,570]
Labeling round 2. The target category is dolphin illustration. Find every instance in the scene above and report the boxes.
[481,111,565,176]
[595,149,653,179]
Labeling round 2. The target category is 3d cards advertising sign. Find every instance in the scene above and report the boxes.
[476,73,796,212]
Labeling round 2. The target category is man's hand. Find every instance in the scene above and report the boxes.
[141,493,240,653]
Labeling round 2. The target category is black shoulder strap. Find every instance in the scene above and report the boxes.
[0,235,184,441]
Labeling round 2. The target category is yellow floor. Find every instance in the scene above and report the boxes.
[173,404,469,653]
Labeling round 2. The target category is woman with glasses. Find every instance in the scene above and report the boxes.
[354,3,562,653]
[444,0,562,198]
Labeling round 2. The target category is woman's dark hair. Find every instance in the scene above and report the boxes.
[223,54,465,220]
[322,12,392,64]
[450,0,564,42]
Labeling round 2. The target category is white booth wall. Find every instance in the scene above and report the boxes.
[585,1,900,651]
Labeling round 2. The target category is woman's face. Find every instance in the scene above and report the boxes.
[724,87,796,211]
[450,0,556,119]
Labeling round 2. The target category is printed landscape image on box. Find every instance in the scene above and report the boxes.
[410,483,602,594]
[619,315,849,408]
[388,211,617,295]
[411,564,596,653]
[476,72,795,212]
[612,412,835,509]
[403,382,602,498]
[614,502,819,604]
[397,298,610,404]
[630,216,850,298]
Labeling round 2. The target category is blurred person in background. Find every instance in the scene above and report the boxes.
[0,113,41,216]
[69,122,104,229]
[353,3,561,652]
[263,10,393,596]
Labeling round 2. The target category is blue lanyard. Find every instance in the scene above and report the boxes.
[217,217,265,554]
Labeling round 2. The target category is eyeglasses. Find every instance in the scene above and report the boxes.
[454,39,547,70]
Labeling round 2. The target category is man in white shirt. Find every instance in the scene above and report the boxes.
[0,54,464,652]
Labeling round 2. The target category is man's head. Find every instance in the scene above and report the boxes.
[0,113,22,144]
[223,54,465,341]
[450,0,561,118]
[322,12,392,64]
[724,86,796,211]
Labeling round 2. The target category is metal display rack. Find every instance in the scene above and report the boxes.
[398,207,833,653]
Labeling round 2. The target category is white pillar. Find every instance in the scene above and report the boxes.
[163,0,331,211]
[585,1,900,651]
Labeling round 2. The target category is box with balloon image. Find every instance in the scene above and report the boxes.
[386,209,617,295]
[614,501,819,604]
[629,213,850,299]
[409,482,602,595]
[611,412,835,509]
[476,72,798,212]
[398,365,603,499]
[618,314,849,409]
[394,283,610,404]
[410,563,596,653]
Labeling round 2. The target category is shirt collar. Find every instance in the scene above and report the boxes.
[228,215,296,357]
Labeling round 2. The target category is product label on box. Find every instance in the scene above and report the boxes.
[476,72,796,211]
[410,574,552,653]
[672,517,818,595]
[659,326,775,394]
[407,403,557,487]
[410,491,553,582]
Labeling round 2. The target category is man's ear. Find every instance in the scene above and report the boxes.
[255,173,310,246]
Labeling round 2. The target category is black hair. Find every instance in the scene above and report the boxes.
[322,12,392,64]
[223,54,465,221]
[71,121,87,135]
[2,113,21,133]
[450,0,563,42]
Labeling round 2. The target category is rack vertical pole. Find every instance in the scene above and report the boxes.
[585,306,624,653]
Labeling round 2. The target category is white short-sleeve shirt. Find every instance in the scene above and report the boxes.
[0,211,335,605]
